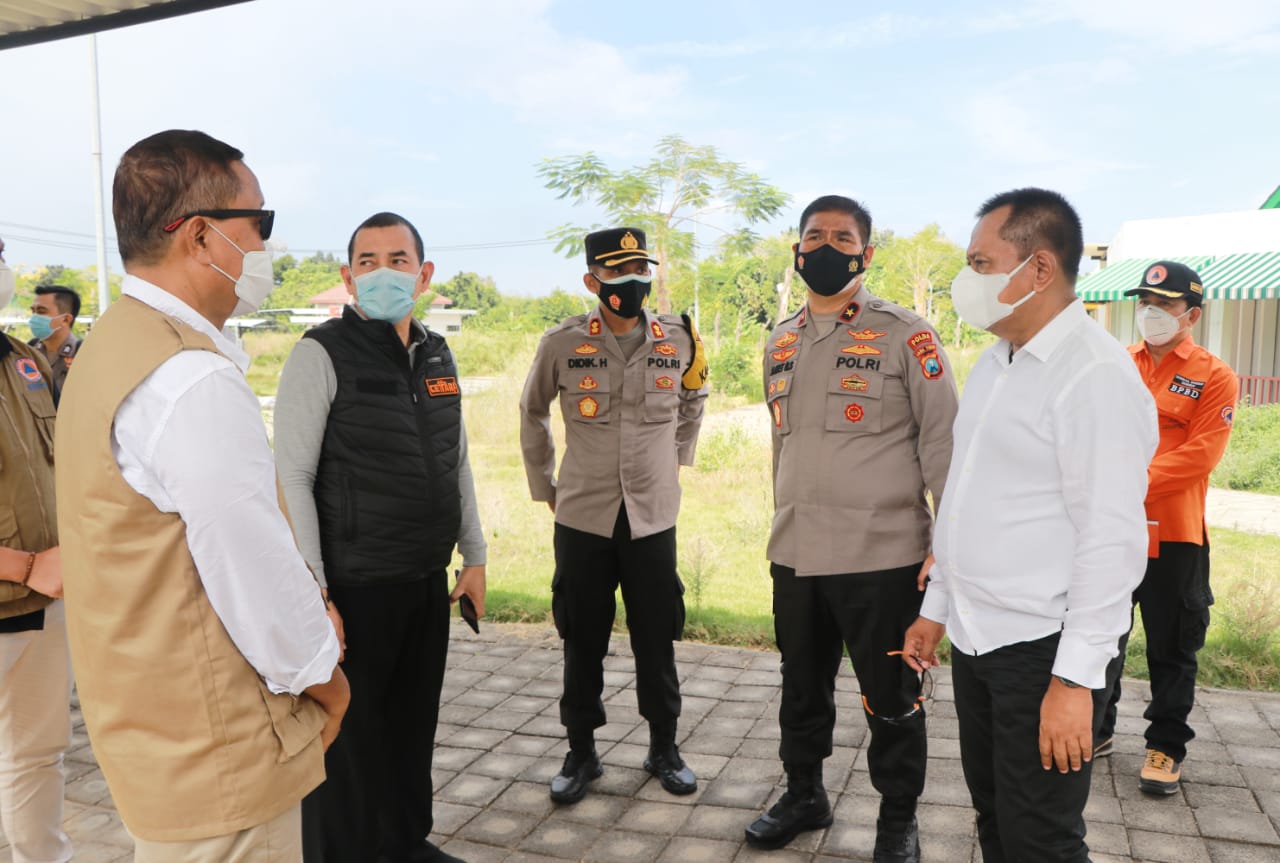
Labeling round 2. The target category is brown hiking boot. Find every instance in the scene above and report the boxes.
[1139,749,1181,796]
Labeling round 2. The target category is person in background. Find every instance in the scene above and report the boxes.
[28,285,82,397]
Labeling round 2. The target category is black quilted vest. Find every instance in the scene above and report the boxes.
[304,307,462,585]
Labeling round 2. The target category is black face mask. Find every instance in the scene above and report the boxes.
[596,274,652,319]
[795,243,866,297]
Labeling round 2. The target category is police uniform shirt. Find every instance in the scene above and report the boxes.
[764,287,959,576]
[520,306,707,540]
[30,331,80,395]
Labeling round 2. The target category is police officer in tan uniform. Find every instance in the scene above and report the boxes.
[520,227,708,805]
[745,196,958,862]
[28,285,82,398]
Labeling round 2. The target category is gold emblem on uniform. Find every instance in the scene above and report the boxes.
[650,320,665,339]
[654,342,677,356]
[579,375,599,391]
[771,347,797,362]
[845,403,864,423]
[772,400,783,428]
[655,375,675,389]
[848,328,886,341]
[774,332,798,349]
[620,231,639,251]
[840,344,881,356]
[574,343,600,355]
[578,396,599,417]
[840,374,868,392]
[589,319,602,335]
[768,378,787,397]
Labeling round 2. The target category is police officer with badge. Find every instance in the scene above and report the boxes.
[1097,261,1237,797]
[745,196,958,862]
[28,285,83,398]
[520,227,708,805]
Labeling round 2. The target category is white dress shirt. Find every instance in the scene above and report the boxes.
[921,300,1157,689]
[112,275,340,695]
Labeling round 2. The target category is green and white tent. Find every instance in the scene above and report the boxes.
[1077,252,1280,302]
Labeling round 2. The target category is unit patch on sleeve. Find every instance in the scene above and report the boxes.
[15,357,42,382]
[1221,405,1234,427]
[574,343,600,355]
[844,403,864,423]
[425,376,460,397]
[840,344,881,356]
[578,396,600,417]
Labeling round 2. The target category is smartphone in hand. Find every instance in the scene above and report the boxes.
[455,570,479,634]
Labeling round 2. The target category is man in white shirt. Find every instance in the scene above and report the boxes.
[902,188,1157,862]
[56,129,349,863]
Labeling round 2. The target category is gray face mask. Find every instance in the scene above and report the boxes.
[0,262,15,310]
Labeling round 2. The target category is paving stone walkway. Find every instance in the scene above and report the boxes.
[4,621,1280,863]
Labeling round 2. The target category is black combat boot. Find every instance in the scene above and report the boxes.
[643,721,697,795]
[744,762,833,849]
[549,729,602,804]
[874,795,920,863]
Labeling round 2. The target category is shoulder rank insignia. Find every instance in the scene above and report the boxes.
[771,347,797,362]
[774,331,798,349]
[655,375,675,389]
[579,375,599,391]
[654,342,678,356]
[578,396,599,417]
[589,318,602,336]
[15,357,42,382]
[840,344,881,356]
[650,320,665,340]
[844,403,865,423]
[848,328,885,341]
[772,400,783,428]
[574,343,599,355]
[796,307,808,328]
[838,301,860,322]
[840,374,868,392]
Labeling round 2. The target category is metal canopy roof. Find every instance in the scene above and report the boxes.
[0,0,252,50]
[1077,253,1280,302]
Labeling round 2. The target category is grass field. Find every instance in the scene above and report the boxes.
[245,329,1280,690]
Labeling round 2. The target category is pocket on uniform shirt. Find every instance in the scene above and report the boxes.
[643,373,679,423]
[824,369,885,434]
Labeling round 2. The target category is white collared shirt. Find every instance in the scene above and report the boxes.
[921,300,1157,688]
[111,275,339,695]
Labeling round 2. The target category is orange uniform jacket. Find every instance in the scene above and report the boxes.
[1128,336,1238,547]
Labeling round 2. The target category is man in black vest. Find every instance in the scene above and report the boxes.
[275,212,486,863]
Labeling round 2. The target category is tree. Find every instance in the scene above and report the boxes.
[537,135,790,313]
[272,253,298,286]
[871,224,965,319]
[267,252,343,309]
[436,271,500,312]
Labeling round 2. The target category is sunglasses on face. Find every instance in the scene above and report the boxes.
[162,209,275,241]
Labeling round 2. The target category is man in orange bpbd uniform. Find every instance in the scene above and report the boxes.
[1097,261,1238,796]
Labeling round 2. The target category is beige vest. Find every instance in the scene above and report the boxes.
[0,336,57,618]
[55,295,326,841]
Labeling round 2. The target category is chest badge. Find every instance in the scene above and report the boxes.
[425,376,460,397]
[14,357,42,382]
[848,328,885,341]
[767,378,788,397]
[579,375,599,391]
[589,318,602,336]
[771,347,797,362]
[574,343,599,355]
[655,375,675,390]
[844,403,864,423]
[772,400,783,428]
[774,332,798,349]
[653,342,678,357]
[840,374,868,392]
[650,320,665,340]
[578,396,600,417]
[840,344,881,356]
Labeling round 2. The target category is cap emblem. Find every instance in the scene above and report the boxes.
[1146,264,1168,286]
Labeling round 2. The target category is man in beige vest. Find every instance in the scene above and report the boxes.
[0,234,73,863]
[55,130,349,863]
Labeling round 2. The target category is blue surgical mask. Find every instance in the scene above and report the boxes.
[29,313,61,341]
[355,267,419,323]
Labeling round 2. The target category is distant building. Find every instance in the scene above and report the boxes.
[1078,191,1280,405]
[303,284,475,334]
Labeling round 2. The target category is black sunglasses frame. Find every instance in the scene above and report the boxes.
[162,209,275,241]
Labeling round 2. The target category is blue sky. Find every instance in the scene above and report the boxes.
[2,0,1277,296]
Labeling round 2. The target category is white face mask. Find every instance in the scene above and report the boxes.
[950,256,1035,331]
[1135,304,1191,347]
[207,222,274,317]
[0,262,15,310]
